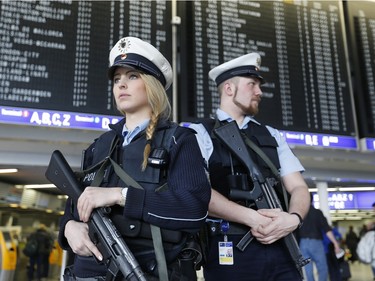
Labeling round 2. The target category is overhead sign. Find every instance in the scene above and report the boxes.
[0,106,120,130]
[313,191,375,210]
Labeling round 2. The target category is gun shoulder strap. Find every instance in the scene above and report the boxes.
[240,132,290,211]
[109,159,168,281]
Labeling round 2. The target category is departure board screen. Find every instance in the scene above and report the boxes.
[344,1,375,138]
[179,1,356,137]
[0,1,172,117]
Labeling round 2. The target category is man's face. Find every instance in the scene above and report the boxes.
[232,76,263,116]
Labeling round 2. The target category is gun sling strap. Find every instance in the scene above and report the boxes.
[91,136,169,281]
[241,133,290,211]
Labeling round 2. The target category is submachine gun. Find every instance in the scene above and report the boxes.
[213,121,310,277]
[45,150,148,281]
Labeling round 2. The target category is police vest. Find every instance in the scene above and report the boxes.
[81,119,177,189]
[201,119,285,208]
[78,120,188,261]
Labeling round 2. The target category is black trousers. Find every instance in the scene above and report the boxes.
[203,235,302,281]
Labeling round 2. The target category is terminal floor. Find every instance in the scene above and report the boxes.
[341,261,374,281]
[14,254,61,281]
[12,259,374,281]
[196,261,374,281]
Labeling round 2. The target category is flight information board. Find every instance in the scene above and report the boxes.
[344,1,375,138]
[0,0,172,117]
[313,191,375,210]
[179,1,356,138]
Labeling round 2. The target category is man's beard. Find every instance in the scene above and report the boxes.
[233,90,259,116]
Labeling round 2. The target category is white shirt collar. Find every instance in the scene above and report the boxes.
[122,119,150,146]
[216,108,260,129]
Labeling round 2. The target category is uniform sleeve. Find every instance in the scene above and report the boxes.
[266,125,305,176]
[58,198,75,250]
[187,123,213,164]
[124,128,211,233]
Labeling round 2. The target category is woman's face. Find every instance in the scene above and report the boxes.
[112,67,150,115]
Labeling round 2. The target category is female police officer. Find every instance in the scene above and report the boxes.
[58,37,211,281]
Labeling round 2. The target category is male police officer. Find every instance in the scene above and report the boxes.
[190,53,310,280]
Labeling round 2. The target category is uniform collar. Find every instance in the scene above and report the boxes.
[216,108,260,129]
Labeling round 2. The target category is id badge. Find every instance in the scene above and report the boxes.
[218,240,234,265]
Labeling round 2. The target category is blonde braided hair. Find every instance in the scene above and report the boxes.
[140,73,171,170]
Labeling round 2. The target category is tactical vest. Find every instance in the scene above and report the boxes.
[201,119,285,209]
[77,120,190,265]
[81,119,177,189]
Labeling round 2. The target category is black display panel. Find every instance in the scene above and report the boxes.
[344,1,375,138]
[179,1,356,137]
[0,1,172,116]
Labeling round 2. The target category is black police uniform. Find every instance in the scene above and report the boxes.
[201,119,302,281]
[58,118,211,280]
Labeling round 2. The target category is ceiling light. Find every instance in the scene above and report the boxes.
[332,216,363,220]
[24,184,56,189]
[333,210,359,213]
[339,187,375,191]
[0,168,18,174]
[309,186,375,192]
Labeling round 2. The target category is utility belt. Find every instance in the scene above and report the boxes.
[63,224,202,281]
[63,251,198,281]
[206,219,249,236]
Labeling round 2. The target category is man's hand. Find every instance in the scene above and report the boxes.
[251,209,296,244]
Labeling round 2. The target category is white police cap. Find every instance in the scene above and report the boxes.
[209,53,264,86]
[108,37,173,90]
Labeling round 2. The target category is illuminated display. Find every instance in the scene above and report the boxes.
[0,1,172,125]
[364,138,375,151]
[179,1,357,147]
[313,191,375,210]
[344,1,375,138]
[281,131,357,150]
[0,106,120,130]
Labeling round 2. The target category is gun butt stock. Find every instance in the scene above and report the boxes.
[213,122,252,169]
[214,121,265,183]
[45,150,82,201]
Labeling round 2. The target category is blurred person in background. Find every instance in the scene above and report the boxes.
[323,222,344,281]
[26,224,54,281]
[345,225,359,262]
[298,196,342,281]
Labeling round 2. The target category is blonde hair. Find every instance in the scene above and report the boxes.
[140,73,171,170]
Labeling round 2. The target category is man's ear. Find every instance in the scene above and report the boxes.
[223,81,235,97]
